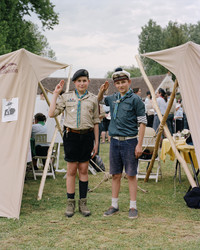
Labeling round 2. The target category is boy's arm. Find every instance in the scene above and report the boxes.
[49,80,65,118]
[135,123,146,159]
[97,81,109,102]
[91,123,99,158]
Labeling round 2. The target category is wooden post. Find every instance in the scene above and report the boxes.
[38,81,63,137]
[136,55,197,188]
[37,65,73,200]
[144,79,178,181]
[37,116,61,200]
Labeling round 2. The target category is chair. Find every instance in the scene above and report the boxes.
[137,127,162,182]
[31,134,56,180]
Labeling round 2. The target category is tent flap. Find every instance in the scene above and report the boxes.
[142,41,200,170]
[0,48,68,218]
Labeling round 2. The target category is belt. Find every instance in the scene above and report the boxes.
[112,136,137,141]
[67,128,93,134]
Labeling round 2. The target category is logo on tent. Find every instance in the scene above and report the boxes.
[0,63,18,74]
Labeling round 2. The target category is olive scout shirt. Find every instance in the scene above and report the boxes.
[105,91,147,137]
[54,90,100,129]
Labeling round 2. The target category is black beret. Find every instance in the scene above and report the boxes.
[72,69,89,81]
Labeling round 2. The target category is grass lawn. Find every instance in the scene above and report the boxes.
[0,143,200,249]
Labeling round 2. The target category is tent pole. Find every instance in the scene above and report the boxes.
[37,117,61,200]
[38,81,63,137]
[37,65,73,200]
[136,55,197,188]
[144,79,178,181]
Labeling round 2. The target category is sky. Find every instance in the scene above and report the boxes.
[32,0,200,78]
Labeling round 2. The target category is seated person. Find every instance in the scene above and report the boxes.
[31,113,49,170]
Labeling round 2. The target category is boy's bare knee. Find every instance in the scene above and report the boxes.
[112,174,122,181]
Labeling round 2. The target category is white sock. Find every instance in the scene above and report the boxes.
[130,200,137,209]
[111,198,119,209]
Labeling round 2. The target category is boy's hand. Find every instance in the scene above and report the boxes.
[54,80,65,94]
[91,144,98,158]
[100,81,109,93]
[135,144,143,159]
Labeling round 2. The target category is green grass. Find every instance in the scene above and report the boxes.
[1,143,200,249]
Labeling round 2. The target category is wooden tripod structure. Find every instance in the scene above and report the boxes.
[136,55,196,188]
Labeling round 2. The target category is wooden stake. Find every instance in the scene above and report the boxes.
[145,79,178,181]
[37,65,72,200]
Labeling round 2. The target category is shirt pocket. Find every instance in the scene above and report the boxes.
[121,103,133,117]
[66,102,77,113]
[84,101,94,116]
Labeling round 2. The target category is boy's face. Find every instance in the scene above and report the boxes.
[74,76,90,95]
[114,79,131,96]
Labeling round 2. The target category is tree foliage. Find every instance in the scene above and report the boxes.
[0,0,58,58]
[138,19,200,76]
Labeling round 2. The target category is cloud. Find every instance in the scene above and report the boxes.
[31,0,200,77]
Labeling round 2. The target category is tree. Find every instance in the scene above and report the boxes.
[105,65,141,78]
[163,21,188,49]
[138,19,167,76]
[138,19,200,76]
[187,22,200,44]
[0,0,58,58]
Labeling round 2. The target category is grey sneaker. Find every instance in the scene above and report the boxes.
[128,208,138,219]
[104,206,119,216]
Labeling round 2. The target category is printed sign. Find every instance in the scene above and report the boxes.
[2,98,18,122]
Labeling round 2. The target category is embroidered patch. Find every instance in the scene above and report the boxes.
[67,98,76,102]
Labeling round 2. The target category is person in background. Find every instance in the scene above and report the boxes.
[98,67,146,219]
[166,91,176,135]
[98,104,106,153]
[153,88,167,133]
[101,104,111,143]
[145,91,154,127]
[49,69,99,218]
[133,87,142,97]
[31,113,48,170]
[174,99,183,132]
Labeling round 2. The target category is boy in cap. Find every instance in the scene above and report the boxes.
[98,67,146,219]
[49,69,100,217]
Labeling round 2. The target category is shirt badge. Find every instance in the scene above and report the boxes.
[67,98,76,102]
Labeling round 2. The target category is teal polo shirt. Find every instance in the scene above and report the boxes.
[104,91,146,137]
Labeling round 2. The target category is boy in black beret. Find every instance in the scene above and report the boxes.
[49,69,100,217]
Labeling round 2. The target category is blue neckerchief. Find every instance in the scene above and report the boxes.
[75,89,88,128]
[113,88,132,120]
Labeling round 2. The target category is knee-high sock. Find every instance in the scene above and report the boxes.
[79,180,88,199]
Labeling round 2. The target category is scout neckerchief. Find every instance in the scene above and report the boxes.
[38,121,45,126]
[75,89,88,128]
[113,88,132,120]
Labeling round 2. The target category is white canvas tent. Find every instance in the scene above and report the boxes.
[0,48,68,219]
[156,73,174,93]
[142,41,200,170]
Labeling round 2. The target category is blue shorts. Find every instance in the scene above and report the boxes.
[109,137,138,176]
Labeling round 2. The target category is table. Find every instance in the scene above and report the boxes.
[160,138,199,186]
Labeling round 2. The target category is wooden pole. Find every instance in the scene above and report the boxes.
[37,116,61,200]
[135,55,197,188]
[37,65,73,200]
[38,81,63,137]
[144,79,178,181]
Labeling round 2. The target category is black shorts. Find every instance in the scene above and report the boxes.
[63,130,94,162]
[102,118,110,132]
